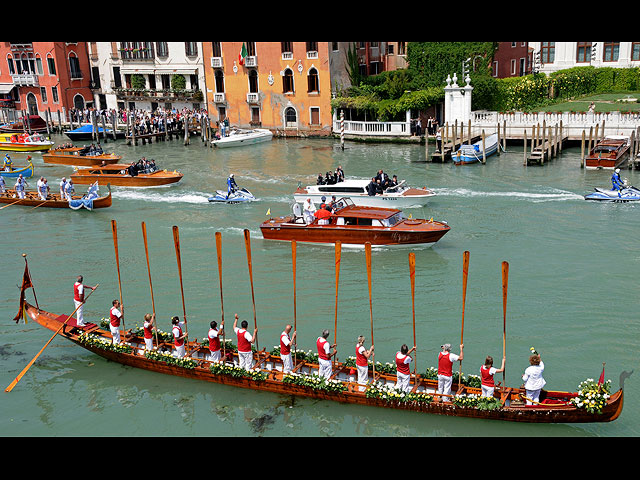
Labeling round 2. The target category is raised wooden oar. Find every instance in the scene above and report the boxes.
[141,221,158,347]
[243,229,258,351]
[502,261,509,387]
[365,242,375,379]
[333,240,341,366]
[111,220,125,332]
[458,250,470,391]
[409,252,417,375]
[5,284,99,392]
[291,240,297,366]
[214,232,226,358]
[172,225,189,346]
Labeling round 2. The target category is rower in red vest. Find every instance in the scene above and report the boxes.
[316,329,337,379]
[355,336,374,391]
[395,344,416,392]
[233,313,257,370]
[436,343,464,401]
[109,299,123,345]
[480,355,505,398]
[73,275,96,327]
[143,313,156,352]
[171,316,187,358]
[280,324,297,374]
[207,320,224,363]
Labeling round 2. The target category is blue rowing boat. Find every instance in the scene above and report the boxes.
[0,159,34,178]
[453,133,499,165]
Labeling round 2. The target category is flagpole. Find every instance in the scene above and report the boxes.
[23,254,39,311]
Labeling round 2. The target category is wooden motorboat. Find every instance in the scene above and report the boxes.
[211,128,272,148]
[0,132,54,152]
[294,179,435,209]
[584,136,630,170]
[70,164,183,187]
[0,184,111,209]
[261,198,450,246]
[453,133,499,165]
[43,146,121,166]
[14,298,622,424]
[1,158,34,178]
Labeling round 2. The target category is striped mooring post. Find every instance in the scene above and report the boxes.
[340,110,344,150]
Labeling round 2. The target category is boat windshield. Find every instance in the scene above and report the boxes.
[382,212,406,227]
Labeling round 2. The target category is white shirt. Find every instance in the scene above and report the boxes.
[234,326,253,342]
[303,200,316,213]
[281,331,291,347]
[522,361,546,390]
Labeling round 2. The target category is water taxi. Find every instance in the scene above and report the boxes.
[43,146,121,166]
[0,132,54,152]
[70,164,183,187]
[584,136,631,170]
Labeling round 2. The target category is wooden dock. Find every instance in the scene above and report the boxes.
[525,121,568,165]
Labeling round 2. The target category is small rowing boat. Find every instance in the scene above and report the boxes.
[42,146,121,166]
[452,133,499,165]
[261,197,450,246]
[0,183,111,209]
[0,132,54,152]
[70,164,183,187]
[0,158,34,178]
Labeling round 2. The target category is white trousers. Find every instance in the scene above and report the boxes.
[238,351,253,370]
[396,371,411,392]
[525,388,541,405]
[357,365,368,391]
[144,337,154,351]
[481,385,495,398]
[17,189,25,199]
[174,344,186,358]
[74,300,85,326]
[318,359,332,379]
[437,374,453,399]
[208,350,221,363]
[110,325,121,344]
[281,353,293,373]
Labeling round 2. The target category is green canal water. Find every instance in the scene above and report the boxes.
[1,133,638,436]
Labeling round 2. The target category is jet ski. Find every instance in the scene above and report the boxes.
[208,187,256,204]
[584,185,640,202]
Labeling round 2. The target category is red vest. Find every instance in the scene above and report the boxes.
[109,307,121,327]
[208,328,221,352]
[356,345,368,367]
[237,328,251,353]
[480,365,495,387]
[73,282,82,301]
[280,332,291,356]
[438,352,453,377]
[173,324,184,347]
[396,352,411,375]
[143,321,153,339]
[317,337,329,361]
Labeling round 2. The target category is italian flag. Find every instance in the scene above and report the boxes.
[239,43,247,65]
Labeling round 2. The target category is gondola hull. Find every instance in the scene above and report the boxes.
[21,301,623,423]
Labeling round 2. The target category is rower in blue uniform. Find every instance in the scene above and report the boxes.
[3,154,12,171]
[226,173,238,199]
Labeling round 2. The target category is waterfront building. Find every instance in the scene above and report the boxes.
[87,42,206,112]
[0,42,93,117]
[492,42,530,78]
[202,42,333,136]
[528,42,640,74]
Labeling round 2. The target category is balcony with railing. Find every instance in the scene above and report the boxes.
[11,73,39,86]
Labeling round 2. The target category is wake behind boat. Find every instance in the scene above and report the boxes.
[211,128,272,148]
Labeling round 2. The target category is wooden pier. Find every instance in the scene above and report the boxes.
[525,121,568,165]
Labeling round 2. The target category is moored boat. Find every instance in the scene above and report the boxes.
[65,124,125,141]
[0,115,48,134]
[261,198,450,246]
[43,146,121,166]
[453,133,499,165]
[294,179,436,209]
[584,136,630,170]
[211,128,272,148]
[0,132,54,152]
[0,183,111,209]
[70,164,183,187]
[0,158,34,178]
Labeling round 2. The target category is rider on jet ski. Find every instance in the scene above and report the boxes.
[227,174,238,199]
[611,168,625,197]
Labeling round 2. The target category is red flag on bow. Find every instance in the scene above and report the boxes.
[598,363,606,386]
[13,262,33,323]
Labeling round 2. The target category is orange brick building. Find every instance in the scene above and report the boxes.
[202,42,333,136]
[0,42,93,117]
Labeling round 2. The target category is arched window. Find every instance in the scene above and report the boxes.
[307,67,319,93]
[73,93,85,110]
[26,92,38,115]
[284,106,297,127]
[282,68,294,94]
[6,55,15,75]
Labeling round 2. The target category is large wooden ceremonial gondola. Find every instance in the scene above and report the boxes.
[8,233,623,423]
[0,185,112,209]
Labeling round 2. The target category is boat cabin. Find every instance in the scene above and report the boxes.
[292,198,407,227]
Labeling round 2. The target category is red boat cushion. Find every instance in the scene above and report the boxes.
[54,314,96,329]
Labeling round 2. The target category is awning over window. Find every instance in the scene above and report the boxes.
[0,83,16,94]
